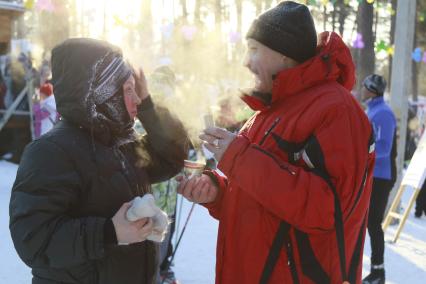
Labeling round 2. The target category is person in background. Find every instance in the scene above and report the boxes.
[215,96,245,133]
[149,65,181,284]
[39,59,52,86]
[0,70,6,109]
[415,180,426,218]
[33,83,58,138]
[361,74,397,284]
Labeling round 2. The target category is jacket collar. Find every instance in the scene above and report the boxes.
[241,31,355,111]
[367,96,384,109]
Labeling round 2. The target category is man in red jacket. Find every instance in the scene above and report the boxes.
[177,2,375,283]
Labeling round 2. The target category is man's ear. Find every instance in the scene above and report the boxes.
[282,55,299,68]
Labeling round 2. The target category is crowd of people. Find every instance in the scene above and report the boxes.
[0,52,57,162]
[5,1,426,284]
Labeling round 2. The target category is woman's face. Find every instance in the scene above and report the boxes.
[122,75,141,119]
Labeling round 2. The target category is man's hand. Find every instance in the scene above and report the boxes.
[176,174,218,204]
[133,68,150,101]
[112,202,154,245]
[199,127,237,161]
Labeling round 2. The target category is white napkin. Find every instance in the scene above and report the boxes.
[126,194,169,242]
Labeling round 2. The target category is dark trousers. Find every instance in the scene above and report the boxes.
[160,213,176,273]
[367,177,394,266]
[415,180,426,214]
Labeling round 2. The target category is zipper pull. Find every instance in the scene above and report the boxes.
[259,117,281,146]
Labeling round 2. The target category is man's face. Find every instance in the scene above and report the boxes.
[123,75,141,119]
[361,86,376,102]
[243,39,287,93]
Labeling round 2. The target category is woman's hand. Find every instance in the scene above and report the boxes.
[112,202,154,245]
[133,68,150,101]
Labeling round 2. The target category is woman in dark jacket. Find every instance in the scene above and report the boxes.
[9,38,189,284]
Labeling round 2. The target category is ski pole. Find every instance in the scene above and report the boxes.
[161,202,196,284]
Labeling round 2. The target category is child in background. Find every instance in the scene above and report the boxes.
[148,66,180,284]
[33,83,58,138]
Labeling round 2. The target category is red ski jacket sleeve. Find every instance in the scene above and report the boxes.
[216,105,364,235]
[202,170,228,220]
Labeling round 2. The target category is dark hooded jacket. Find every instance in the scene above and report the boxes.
[9,38,189,284]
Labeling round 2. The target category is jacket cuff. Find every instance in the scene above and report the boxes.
[203,170,221,187]
[218,135,250,177]
[103,219,117,246]
[137,96,154,112]
[201,170,225,209]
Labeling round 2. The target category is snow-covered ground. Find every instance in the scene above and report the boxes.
[1,160,425,283]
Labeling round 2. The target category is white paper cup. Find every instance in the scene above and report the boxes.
[183,160,206,178]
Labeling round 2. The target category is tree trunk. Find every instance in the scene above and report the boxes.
[68,0,77,37]
[255,1,262,16]
[232,0,243,62]
[139,0,153,52]
[264,0,273,10]
[38,0,70,51]
[323,5,327,31]
[412,19,418,102]
[337,0,348,37]
[356,1,375,91]
[388,0,397,89]
[181,0,188,23]
[332,5,336,32]
[236,0,242,34]
[214,0,222,33]
[195,0,202,24]
[102,1,107,40]
[373,3,378,43]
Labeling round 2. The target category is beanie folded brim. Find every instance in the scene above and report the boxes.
[247,19,316,63]
[245,1,318,63]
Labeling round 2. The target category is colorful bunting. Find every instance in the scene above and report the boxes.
[412,48,423,63]
[352,33,365,49]
[161,23,174,41]
[158,57,173,66]
[36,0,55,12]
[181,25,197,41]
[229,31,241,44]
[113,15,125,27]
[24,0,35,10]
[375,40,388,53]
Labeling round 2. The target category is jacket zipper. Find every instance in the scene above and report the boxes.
[286,237,300,284]
[259,117,281,146]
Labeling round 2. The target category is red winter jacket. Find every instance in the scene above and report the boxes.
[205,32,375,284]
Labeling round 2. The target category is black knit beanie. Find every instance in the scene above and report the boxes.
[246,1,317,63]
[363,74,386,96]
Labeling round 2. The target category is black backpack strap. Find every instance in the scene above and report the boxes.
[260,132,375,284]
[299,136,348,282]
[259,221,291,284]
